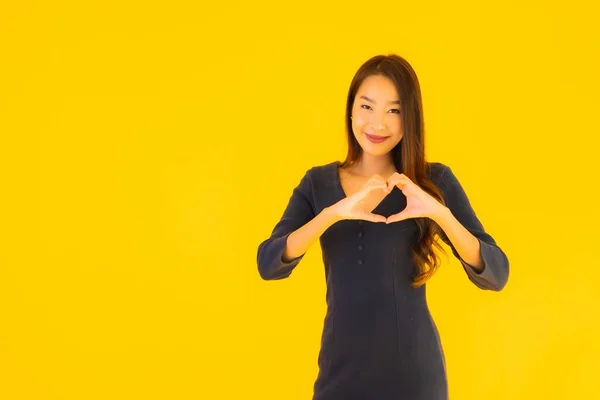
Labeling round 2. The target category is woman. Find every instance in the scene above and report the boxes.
[257,54,510,400]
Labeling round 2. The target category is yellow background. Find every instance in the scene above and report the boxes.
[1,1,599,399]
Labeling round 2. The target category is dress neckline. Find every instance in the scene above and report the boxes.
[333,161,397,211]
[333,161,348,200]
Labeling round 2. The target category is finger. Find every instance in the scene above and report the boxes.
[380,180,392,193]
[375,183,392,194]
[386,180,396,192]
[387,181,398,193]
[367,174,386,185]
[386,212,409,224]
[370,176,391,190]
[360,213,387,223]
[387,174,406,188]
[368,180,388,192]
[371,213,387,223]
[386,173,399,185]
[359,182,388,197]
[388,177,411,193]
[378,182,392,194]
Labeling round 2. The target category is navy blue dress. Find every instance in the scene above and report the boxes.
[257,161,509,400]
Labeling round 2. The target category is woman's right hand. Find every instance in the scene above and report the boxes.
[329,175,390,223]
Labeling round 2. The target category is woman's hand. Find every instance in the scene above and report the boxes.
[385,172,448,224]
[329,175,390,223]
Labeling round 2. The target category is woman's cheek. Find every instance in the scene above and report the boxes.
[353,115,366,127]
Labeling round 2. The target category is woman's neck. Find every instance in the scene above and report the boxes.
[349,154,397,178]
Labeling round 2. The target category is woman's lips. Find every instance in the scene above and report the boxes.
[365,132,390,143]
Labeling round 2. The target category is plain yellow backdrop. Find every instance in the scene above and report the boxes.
[1,0,599,399]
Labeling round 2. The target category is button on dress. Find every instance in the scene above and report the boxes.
[257,161,510,400]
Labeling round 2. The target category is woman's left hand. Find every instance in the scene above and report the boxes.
[385,172,448,224]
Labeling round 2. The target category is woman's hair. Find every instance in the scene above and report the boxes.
[340,53,448,288]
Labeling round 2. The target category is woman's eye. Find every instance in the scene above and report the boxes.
[360,104,400,114]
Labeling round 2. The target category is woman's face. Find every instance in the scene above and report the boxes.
[351,74,403,156]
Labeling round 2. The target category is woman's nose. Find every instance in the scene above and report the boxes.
[372,121,385,131]
[368,114,386,130]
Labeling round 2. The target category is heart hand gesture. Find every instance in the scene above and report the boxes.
[385,172,447,224]
[330,175,391,223]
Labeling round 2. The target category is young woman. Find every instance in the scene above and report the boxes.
[257,54,510,400]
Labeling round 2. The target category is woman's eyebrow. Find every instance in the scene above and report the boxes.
[359,95,401,105]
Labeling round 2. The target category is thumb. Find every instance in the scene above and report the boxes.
[386,180,396,193]
[362,213,387,224]
[386,211,409,224]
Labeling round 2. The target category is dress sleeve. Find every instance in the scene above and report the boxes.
[256,168,316,280]
[438,165,510,291]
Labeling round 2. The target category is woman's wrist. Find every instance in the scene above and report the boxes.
[322,206,342,225]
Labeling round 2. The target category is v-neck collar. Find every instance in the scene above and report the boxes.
[332,160,396,211]
[333,161,348,200]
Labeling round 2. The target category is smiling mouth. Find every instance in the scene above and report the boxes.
[364,133,391,144]
[365,133,388,139]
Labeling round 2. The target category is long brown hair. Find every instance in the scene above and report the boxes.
[340,54,447,288]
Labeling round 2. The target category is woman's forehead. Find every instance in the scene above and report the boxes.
[357,76,400,103]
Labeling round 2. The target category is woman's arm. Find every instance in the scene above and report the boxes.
[433,207,484,271]
[436,165,510,291]
[282,207,339,263]
[257,168,340,280]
